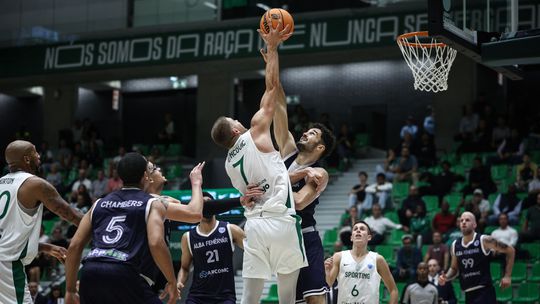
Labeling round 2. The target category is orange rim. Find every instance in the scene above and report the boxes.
[397,31,447,48]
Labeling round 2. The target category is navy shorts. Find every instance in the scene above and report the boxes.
[80,261,154,304]
[295,231,328,302]
[465,285,496,304]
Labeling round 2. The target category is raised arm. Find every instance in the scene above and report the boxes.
[177,233,192,293]
[377,254,398,304]
[482,235,515,288]
[165,162,205,223]
[19,177,83,226]
[65,209,93,304]
[272,79,296,157]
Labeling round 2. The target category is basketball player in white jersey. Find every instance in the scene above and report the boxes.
[325,221,398,304]
[210,20,305,304]
[0,140,84,304]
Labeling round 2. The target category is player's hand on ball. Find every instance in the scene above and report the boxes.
[160,282,180,304]
[500,276,511,289]
[257,18,291,50]
[189,162,205,186]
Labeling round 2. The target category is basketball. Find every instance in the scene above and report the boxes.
[259,8,294,40]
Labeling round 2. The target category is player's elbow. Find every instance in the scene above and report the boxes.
[148,235,166,250]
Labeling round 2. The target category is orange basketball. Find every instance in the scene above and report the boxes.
[259,8,294,40]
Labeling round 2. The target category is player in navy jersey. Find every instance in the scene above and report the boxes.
[65,153,185,304]
[177,192,245,304]
[439,211,515,304]
[268,47,336,302]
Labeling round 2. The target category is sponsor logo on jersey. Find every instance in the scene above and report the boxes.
[218,227,226,234]
[199,267,230,278]
[368,264,373,270]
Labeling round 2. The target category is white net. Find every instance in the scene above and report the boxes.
[397,34,457,93]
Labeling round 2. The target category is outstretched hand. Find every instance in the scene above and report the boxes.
[189,162,206,186]
[257,17,292,53]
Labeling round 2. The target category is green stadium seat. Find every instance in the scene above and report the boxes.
[427,166,442,175]
[490,262,502,280]
[323,228,338,253]
[422,195,439,213]
[166,164,182,179]
[385,211,399,223]
[387,230,406,246]
[392,182,410,202]
[42,219,58,235]
[453,181,466,193]
[460,153,476,168]
[484,226,498,235]
[452,165,466,176]
[376,245,396,268]
[396,282,407,296]
[529,263,540,283]
[495,284,513,302]
[354,133,370,149]
[132,144,149,155]
[511,262,527,283]
[522,243,540,262]
[421,245,429,257]
[453,282,466,303]
[491,165,509,180]
[444,194,462,212]
[165,144,182,156]
[514,282,540,303]
[487,193,499,207]
[260,284,278,303]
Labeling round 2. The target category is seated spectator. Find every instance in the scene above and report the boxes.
[112,146,126,166]
[523,167,540,209]
[421,161,464,198]
[423,232,449,271]
[491,213,518,247]
[520,193,540,242]
[462,157,496,196]
[400,116,419,139]
[457,104,478,140]
[423,106,435,137]
[376,149,399,181]
[444,216,462,246]
[471,119,492,152]
[489,184,522,225]
[336,123,354,168]
[427,259,456,304]
[415,132,436,167]
[46,163,64,194]
[393,147,419,184]
[364,203,405,245]
[491,116,510,148]
[410,204,431,246]
[335,206,360,251]
[70,168,92,193]
[392,234,422,282]
[365,173,393,210]
[432,200,457,236]
[348,171,369,212]
[91,169,108,201]
[28,281,47,304]
[516,153,538,192]
[48,285,64,304]
[398,185,426,228]
[395,132,416,156]
[106,169,123,193]
[458,189,490,231]
[402,262,438,304]
[491,128,526,165]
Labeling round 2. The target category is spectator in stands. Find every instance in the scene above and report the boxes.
[28,281,47,304]
[348,171,369,211]
[432,200,457,236]
[423,231,449,271]
[427,259,456,304]
[491,116,511,148]
[492,128,526,165]
[149,146,164,164]
[457,104,478,141]
[335,206,360,251]
[91,169,108,201]
[472,119,492,152]
[415,133,436,167]
[392,234,422,282]
[364,203,404,245]
[376,149,398,181]
[523,167,540,209]
[462,157,496,196]
[70,168,92,193]
[46,163,64,193]
[423,106,435,137]
[39,141,54,166]
[48,284,64,304]
[489,184,522,225]
[112,146,126,166]
[444,216,462,246]
[365,173,392,210]
[422,161,464,199]
[410,204,431,246]
[395,132,416,156]
[458,189,491,231]
[516,153,537,191]
[72,120,83,143]
[398,185,426,228]
[336,123,354,169]
[393,147,419,184]
[491,213,518,247]
[402,262,439,304]
[56,139,72,169]
[520,193,540,242]
[86,140,102,168]
[400,116,419,139]
[106,169,123,193]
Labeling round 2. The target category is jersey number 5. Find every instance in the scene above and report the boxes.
[103,216,126,244]
[232,156,248,185]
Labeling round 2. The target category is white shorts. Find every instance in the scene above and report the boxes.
[242,214,308,279]
[0,260,32,304]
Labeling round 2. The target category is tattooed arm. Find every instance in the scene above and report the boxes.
[18,176,83,226]
[482,235,515,289]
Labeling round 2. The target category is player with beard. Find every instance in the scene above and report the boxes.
[325,221,398,304]
[439,211,515,304]
[0,140,83,304]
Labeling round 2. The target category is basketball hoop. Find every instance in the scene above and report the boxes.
[397,31,457,93]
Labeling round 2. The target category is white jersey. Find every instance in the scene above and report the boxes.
[337,251,381,304]
[0,172,43,265]
[225,131,295,218]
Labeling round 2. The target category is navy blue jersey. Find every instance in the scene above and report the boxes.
[187,221,235,302]
[284,151,320,228]
[85,188,154,272]
[453,233,492,291]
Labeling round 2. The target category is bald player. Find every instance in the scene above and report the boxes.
[439,211,515,304]
[0,140,83,304]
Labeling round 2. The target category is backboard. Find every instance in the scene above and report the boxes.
[428,0,540,80]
